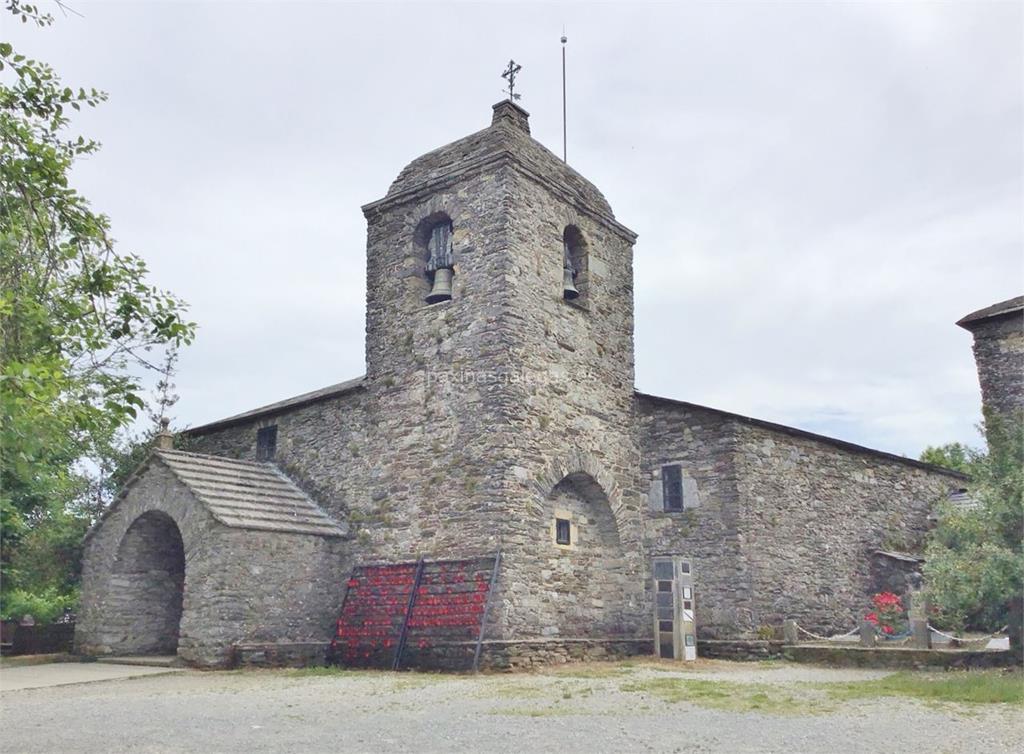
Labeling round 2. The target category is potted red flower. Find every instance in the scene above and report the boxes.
[865,592,906,638]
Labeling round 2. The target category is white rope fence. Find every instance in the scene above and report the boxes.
[791,621,1009,645]
[926,624,961,642]
[794,623,859,642]
[927,623,1010,641]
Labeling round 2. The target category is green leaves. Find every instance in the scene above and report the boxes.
[924,411,1024,633]
[1,5,197,619]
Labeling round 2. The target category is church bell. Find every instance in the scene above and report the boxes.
[562,268,580,300]
[427,268,453,304]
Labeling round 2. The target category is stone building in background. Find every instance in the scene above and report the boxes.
[76,100,966,668]
[957,296,1024,426]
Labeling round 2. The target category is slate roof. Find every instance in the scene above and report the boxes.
[187,375,366,435]
[155,450,346,537]
[367,101,631,237]
[636,392,968,479]
[956,295,1024,330]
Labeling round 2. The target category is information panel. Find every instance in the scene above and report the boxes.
[330,555,499,671]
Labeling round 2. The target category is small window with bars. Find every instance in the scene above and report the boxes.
[555,518,571,546]
[256,425,277,461]
[662,464,684,512]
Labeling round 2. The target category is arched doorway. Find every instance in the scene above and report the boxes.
[110,511,185,655]
[542,472,630,636]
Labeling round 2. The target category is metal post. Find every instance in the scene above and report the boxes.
[392,557,425,670]
[472,551,502,672]
[561,33,567,163]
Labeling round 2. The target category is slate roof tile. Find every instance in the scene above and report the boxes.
[156,449,346,538]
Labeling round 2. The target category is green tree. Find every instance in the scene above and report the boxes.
[1,1,196,618]
[919,441,980,476]
[924,412,1024,637]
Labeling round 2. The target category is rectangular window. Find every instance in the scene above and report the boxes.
[555,518,571,546]
[256,425,277,461]
[662,464,683,511]
[654,560,674,580]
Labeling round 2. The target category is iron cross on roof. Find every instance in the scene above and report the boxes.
[502,59,522,101]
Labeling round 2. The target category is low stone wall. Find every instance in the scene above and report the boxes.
[785,644,1019,669]
[332,637,654,672]
[478,639,653,671]
[233,642,330,668]
[697,639,785,661]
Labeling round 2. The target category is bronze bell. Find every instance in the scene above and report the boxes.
[562,268,580,300]
[427,268,453,304]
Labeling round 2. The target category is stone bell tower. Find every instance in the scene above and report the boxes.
[360,100,646,644]
[956,296,1024,427]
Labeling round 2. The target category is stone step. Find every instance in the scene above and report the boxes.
[100,655,180,668]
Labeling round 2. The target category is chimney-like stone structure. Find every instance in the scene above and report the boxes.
[155,417,174,450]
[957,295,1024,424]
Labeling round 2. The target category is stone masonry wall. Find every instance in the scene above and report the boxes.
[635,397,753,638]
[193,166,521,633]
[969,313,1024,422]
[192,104,648,646]
[636,395,962,639]
[77,460,347,666]
[732,422,960,635]
[183,101,965,660]
[494,158,646,641]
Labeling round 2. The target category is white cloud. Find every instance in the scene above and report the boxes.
[7,1,1020,456]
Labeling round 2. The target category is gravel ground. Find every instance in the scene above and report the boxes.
[1,660,1020,753]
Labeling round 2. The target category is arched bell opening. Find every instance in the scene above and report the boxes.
[562,225,588,302]
[414,212,455,304]
[110,510,186,655]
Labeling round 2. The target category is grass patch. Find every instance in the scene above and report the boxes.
[542,663,635,679]
[282,665,356,678]
[821,670,1024,706]
[620,677,822,715]
[485,683,548,699]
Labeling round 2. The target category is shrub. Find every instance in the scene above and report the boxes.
[0,587,77,624]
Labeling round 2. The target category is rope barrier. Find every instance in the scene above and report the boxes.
[795,623,859,641]
[794,621,1008,644]
[927,623,1009,642]
[926,624,962,641]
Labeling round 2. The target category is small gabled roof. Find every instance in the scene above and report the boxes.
[86,449,347,543]
[956,296,1024,330]
[155,450,346,537]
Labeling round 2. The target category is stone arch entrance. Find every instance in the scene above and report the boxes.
[541,471,631,636]
[109,511,186,655]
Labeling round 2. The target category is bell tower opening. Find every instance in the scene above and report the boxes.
[562,224,588,303]
[422,215,454,304]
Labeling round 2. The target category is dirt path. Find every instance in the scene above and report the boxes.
[1,660,1020,753]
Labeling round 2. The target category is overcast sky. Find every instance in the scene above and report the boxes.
[9,1,1022,457]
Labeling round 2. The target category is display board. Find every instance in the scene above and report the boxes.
[330,555,499,671]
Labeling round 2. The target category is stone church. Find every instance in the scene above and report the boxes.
[77,99,1014,668]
